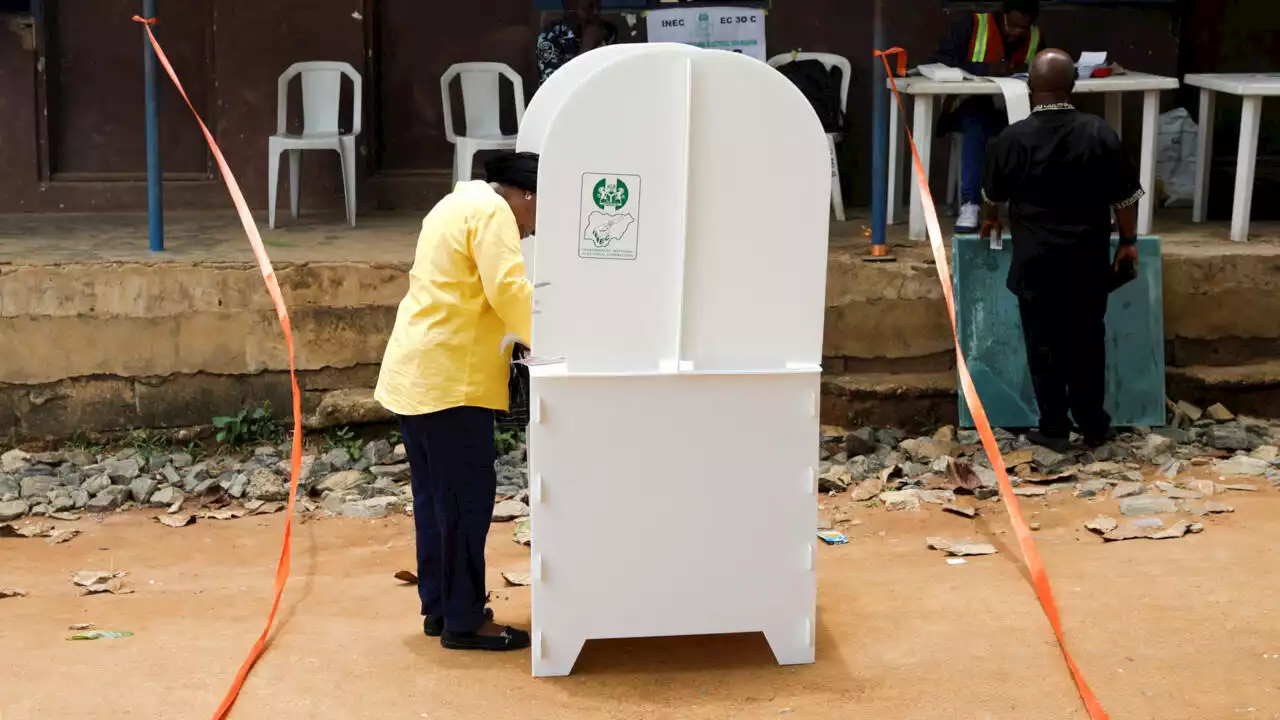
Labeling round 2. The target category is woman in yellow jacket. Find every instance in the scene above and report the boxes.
[376,152,537,652]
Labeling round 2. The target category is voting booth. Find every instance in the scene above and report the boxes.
[516,44,830,677]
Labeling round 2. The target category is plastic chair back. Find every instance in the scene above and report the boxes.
[441,62,527,141]
[277,61,363,136]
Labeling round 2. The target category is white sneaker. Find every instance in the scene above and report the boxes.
[956,203,980,233]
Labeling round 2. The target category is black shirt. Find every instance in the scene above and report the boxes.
[983,107,1144,297]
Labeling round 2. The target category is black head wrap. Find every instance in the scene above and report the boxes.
[485,152,540,194]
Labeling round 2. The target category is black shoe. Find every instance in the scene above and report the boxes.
[1026,430,1073,454]
[441,624,531,652]
[1083,428,1118,448]
[423,607,494,638]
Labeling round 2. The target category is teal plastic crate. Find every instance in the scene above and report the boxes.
[953,235,1166,429]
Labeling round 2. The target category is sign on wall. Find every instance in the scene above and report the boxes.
[579,173,642,260]
[646,8,767,61]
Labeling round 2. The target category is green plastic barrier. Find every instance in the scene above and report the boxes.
[953,235,1166,429]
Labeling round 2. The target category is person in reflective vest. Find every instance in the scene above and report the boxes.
[933,0,1043,234]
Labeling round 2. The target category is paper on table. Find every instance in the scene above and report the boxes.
[1077,51,1108,79]
[987,76,1031,124]
[918,63,970,82]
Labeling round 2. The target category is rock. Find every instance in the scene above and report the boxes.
[933,425,956,443]
[1112,482,1145,500]
[845,455,883,482]
[102,458,141,483]
[85,486,130,512]
[849,474,886,502]
[227,473,249,499]
[340,497,401,519]
[49,494,75,512]
[1181,500,1208,517]
[0,499,29,521]
[182,464,210,492]
[1003,449,1034,467]
[492,499,530,522]
[129,477,158,504]
[70,489,89,509]
[168,452,193,469]
[363,440,393,466]
[0,449,31,474]
[926,537,998,556]
[1013,486,1048,497]
[389,443,408,464]
[245,469,289,502]
[917,489,956,505]
[1159,459,1183,480]
[1204,501,1235,514]
[875,428,905,447]
[370,464,411,483]
[1250,445,1280,462]
[1150,520,1194,540]
[899,438,958,462]
[1207,425,1257,452]
[1031,446,1071,472]
[156,514,196,528]
[1154,481,1202,500]
[1206,403,1235,422]
[150,487,184,508]
[1188,522,1205,534]
[1085,515,1119,535]
[1216,483,1259,493]
[305,388,395,430]
[19,476,58,499]
[942,503,977,519]
[1189,479,1216,496]
[64,449,96,467]
[1174,400,1203,422]
[880,490,921,512]
[844,428,878,457]
[157,466,181,488]
[975,487,1000,501]
[1102,522,1151,542]
[315,470,369,495]
[1076,479,1110,498]
[956,429,981,445]
[321,448,353,471]
[1214,456,1275,478]
[146,455,169,473]
[1119,496,1178,516]
[1138,434,1174,460]
[79,473,107,497]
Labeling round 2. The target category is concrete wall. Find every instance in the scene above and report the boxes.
[0,0,1205,215]
[4,247,1280,439]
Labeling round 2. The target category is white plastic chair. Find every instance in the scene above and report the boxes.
[768,52,852,221]
[441,62,527,185]
[268,61,362,229]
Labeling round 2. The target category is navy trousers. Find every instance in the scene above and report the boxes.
[1017,292,1113,439]
[398,407,496,633]
[955,97,1007,205]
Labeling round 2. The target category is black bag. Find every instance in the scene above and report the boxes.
[496,344,530,429]
[776,59,845,133]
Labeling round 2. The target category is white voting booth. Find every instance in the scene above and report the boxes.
[515,44,830,678]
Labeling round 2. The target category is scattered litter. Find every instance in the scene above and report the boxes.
[68,630,133,641]
[9,522,54,538]
[1205,501,1235,514]
[49,512,81,522]
[816,530,848,545]
[68,623,95,630]
[501,571,532,587]
[45,528,80,545]
[394,570,418,585]
[513,518,531,547]
[0,587,27,599]
[945,558,967,566]
[155,514,196,528]
[71,570,133,596]
[926,537,998,556]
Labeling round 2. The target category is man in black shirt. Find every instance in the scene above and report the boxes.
[980,49,1144,451]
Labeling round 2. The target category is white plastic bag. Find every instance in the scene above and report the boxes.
[1156,108,1198,207]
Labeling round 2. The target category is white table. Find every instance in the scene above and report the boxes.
[1183,73,1280,242]
[885,72,1180,240]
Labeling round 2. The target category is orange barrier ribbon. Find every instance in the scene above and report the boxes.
[132,16,304,719]
[876,48,1109,720]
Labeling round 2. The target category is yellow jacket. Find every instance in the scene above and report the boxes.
[375,181,533,416]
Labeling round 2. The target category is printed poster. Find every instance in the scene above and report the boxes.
[646,7,767,62]
[579,173,641,261]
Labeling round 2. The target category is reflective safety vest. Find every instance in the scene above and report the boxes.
[968,13,1040,65]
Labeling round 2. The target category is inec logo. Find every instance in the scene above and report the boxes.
[592,178,630,210]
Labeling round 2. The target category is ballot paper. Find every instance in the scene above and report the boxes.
[917,63,970,82]
[987,76,1031,124]
[1077,51,1108,79]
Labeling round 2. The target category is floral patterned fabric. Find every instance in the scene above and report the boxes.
[536,20,617,85]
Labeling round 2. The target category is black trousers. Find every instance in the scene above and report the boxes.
[398,407,496,633]
[1017,291,1112,439]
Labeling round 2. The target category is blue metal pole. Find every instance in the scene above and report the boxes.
[869,0,888,253]
[143,0,164,252]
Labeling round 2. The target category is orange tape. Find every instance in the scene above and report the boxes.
[876,47,1109,720]
[132,16,304,719]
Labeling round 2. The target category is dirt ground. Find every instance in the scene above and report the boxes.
[2,494,1279,720]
